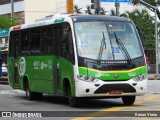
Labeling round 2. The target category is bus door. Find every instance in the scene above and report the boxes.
[9,33,20,88]
[54,25,62,94]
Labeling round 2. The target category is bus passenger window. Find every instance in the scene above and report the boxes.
[30,29,41,54]
[21,31,30,55]
[42,28,47,53]
[9,33,20,57]
[42,27,54,54]
[47,27,54,53]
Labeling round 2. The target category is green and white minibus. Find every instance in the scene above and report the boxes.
[8,14,147,107]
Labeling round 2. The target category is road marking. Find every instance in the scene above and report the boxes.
[127,107,160,111]
[72,95,160,120]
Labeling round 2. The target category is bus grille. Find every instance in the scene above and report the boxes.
[94,84,136,94]
[93,64,135,71]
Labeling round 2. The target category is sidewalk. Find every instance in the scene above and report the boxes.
[148,74,160,80]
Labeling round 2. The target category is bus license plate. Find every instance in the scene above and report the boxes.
[109,90,122,94]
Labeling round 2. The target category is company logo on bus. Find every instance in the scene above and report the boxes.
[18,57,26,76]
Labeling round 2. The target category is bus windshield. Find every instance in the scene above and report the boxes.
[74,21,143,60]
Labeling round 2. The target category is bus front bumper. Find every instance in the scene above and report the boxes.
[75,79,147,97]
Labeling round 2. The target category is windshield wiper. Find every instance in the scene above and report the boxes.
[97,32,106,63]
[114,32,132,64]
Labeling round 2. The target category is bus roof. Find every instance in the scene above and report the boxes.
[71,15,130,22]
[10,14,130,31]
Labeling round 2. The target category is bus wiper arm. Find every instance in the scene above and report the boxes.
[97,32,106,63]
[114,32,132,64]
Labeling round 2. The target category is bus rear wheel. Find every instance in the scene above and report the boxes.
[122,96,135,105]
[68,85,79,107]
[25,81,42,100]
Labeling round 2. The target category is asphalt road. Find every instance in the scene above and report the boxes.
[0,80,160,120]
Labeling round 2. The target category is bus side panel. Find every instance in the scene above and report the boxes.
[8,57,15,88]
[8,56,21,89]
[21,56,55,94]
[60,57,75,95]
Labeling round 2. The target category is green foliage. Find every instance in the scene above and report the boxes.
[132,0,160,20]
[100,8,107,15]
[74,5,82,14]
[0,16,17,29]
[85,6,107,15]
[121,9,155,48]
[74,4,107,15]
[0,16,17,36]
[110,9,116,16]
[85,5,93,14]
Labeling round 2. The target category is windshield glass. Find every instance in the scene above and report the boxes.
[74,21,143,60]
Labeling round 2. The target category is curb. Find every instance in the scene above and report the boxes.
[147,74,160,80]
[148,77,160,80]
[148,78,157,80]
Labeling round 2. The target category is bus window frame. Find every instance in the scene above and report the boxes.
[9,32,21,57]
[9,22,75,64]
[61,22,75,64]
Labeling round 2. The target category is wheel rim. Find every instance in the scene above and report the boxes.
[26,83,30,99]
[26,89,29,98]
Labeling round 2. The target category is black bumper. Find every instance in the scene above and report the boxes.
[94,84,136,94]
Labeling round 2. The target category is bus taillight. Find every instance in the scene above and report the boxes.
[13,26,21,30]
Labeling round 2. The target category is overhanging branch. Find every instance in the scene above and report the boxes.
[136,0,160,19]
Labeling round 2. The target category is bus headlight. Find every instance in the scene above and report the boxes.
[133,74,147,81]
[77,75,98,83]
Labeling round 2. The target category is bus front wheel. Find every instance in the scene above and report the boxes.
[122,96,136,105]
[68,85,79,107]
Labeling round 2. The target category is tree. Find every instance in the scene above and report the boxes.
[74,5,82,14]
[110,9,125,17]
[132,0,160,19]
[84,5,107,15]
[0,16,17,29]
[100,8,107,15]
[110,9,116,16]
[0,16,17,36]
[85,6,107,15]
[85,5,93,14]
[121,9,155,48]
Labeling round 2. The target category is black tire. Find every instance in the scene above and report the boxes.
[34,92,43,100]
[25,81,42,100]
[122,96,136,105]
[68,85,79,107]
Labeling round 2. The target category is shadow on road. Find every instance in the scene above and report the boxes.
[18,94,123,109]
